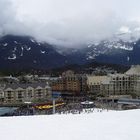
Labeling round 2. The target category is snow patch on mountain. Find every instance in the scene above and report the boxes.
[103,40,133,51]
[30,39,36,43]
[14,41,18,44]
[8,54,16,60]
[20,47,24,56]
[24,45,31,51]
[12,47,17,53]
[40,50,45,54]
[3,43,8,47]
[127,56,130,62]
[85,39,134,60]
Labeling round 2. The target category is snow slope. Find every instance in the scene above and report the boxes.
[0,109,140,140]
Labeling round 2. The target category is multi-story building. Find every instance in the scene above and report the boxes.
[0,83,52,104]
[51,70,87,93]
[87,75,107,94]
[87,65,140,97]
[51,78,65,91]
[100,65,140,97]
[100,74,133,96]
[125,65,140,96]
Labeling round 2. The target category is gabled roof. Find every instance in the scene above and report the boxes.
[4,83,49,90]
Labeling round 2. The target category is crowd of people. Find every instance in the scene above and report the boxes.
[0,96,119,116]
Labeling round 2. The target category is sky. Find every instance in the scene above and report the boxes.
[1,0,140,46]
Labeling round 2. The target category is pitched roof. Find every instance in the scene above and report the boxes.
[4,83,50,90]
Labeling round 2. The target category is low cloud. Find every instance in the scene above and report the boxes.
[1,0,140,46]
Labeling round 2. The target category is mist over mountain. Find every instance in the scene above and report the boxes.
[1,0,140,47]
[0,34,140,72]
[1,0,140,72]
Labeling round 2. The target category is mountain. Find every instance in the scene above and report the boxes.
[79,39,135,65]
[0,34,140,73]
[58,38,140,66]
[0,35,71,71]
[84,39,140,65]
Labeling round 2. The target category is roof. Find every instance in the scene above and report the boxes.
[4,83,50,90]
[108,73,129,78]
[101,77,111,84]
[118,98,140,105]
[87,75,107,85]
[125,65,140,75]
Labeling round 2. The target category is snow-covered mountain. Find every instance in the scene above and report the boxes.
[0,35,71,70]
[1,34,140,71]
[57,36,140,65]
[85,40,134,60]
[81,36,140,65]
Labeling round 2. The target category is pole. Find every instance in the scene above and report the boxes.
[53,98,55,114]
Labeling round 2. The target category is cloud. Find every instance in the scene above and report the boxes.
[0,0,15,35]
[1,0,140,46]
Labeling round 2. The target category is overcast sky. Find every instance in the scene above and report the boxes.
[1,0,140,46]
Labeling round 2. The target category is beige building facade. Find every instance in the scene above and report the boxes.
[0,83,52,104]
[100,74,134,96]
[87,75,107,94]
[87,65,140,97]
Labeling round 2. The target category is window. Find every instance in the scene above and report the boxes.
[17,92,22,99]
[36,89,42,98]
[7,91,13,100]
[27,90,33,98]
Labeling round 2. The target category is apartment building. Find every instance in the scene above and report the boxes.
[0,83,52,104]
[100,74,133,96]
[100,65,140,97]
[87,75,107,94]
[51,78,65,91]
[51,70,87,93]
[125,65,140,96]
[86,65,140,97]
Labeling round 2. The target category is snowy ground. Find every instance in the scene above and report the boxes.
[0,109,140,140]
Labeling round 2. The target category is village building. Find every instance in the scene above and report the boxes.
[51,70,87,93]
[0,83,52,104]
[87,75,107,94]
[100,74,133,96]
[100,65,140,97]
[87,65,140,98]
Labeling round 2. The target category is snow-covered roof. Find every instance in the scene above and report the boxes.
[87,76,107,85]
[81,101,94,105]
[125,65,140,75]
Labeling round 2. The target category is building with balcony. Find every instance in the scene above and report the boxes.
[87,75,107,94]
[0,83,52,104]
[51,70,87,93]
[100,65,140,97]
[87,65,140,98]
